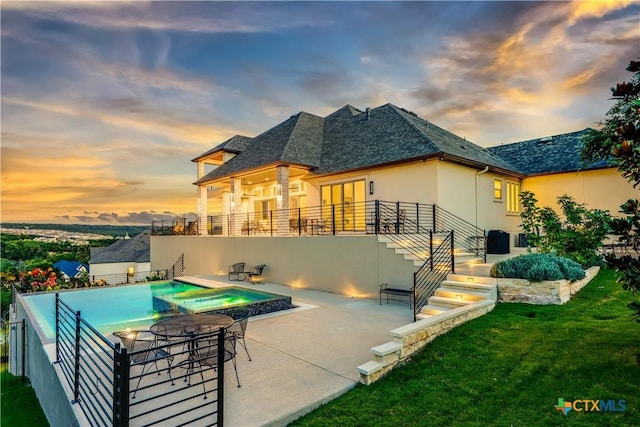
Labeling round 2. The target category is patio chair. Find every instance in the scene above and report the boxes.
[227,311,252,361]
[229,262,247,281]
[193,332,241,396]
[246,265,266,283]
[113,330,174,398]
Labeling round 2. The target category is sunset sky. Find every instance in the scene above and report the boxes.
[1,1,638,225]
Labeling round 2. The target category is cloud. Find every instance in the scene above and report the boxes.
[55,210,195,225]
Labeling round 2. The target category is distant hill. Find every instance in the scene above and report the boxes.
[2,223,150,238]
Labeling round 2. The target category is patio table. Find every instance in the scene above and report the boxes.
[150,314,234,383]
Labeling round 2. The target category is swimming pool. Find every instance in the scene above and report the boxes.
[21,280,292,342]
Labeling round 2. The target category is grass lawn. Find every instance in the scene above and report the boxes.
[292,268,639,426]
[1,370,49,427]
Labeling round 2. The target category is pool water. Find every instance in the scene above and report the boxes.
[23,281,204,341]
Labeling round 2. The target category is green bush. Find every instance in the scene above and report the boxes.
[490,253,586,282]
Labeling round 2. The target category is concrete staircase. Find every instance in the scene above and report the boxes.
[377,233,483,268]
[416,273,497,320]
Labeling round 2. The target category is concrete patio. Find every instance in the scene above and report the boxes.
[179,275,412,427]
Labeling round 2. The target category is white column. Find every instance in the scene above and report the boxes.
[196,161,208,235]
[276,166,290,235]
[230,177,243,235]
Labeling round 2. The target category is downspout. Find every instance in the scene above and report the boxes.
[475,166,490,230]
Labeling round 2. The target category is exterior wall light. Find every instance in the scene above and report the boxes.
[369,181,374,195]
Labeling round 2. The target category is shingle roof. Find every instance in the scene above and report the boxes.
[193,104,609,184]
[89,230,150,264]
[316,104,518,174]
[191,135,253,162]
[194,112,324,184]
[486,129,612,175]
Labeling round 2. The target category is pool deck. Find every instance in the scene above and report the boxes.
[180,275,412,427]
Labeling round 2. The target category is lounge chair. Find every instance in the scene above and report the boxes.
[229,262,247,281]
[246,265,266,283]
[112,330,174,398]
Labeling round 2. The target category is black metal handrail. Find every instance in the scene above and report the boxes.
[413,231,455,321]
[434,205,486,263]
[167,254,185,279]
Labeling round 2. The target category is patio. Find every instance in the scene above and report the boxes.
[175,275,412,426]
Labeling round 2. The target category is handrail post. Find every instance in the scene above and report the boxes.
[415,203,420,234]
[217,328,225,427]
[20,318,25,381]
[73,310,81,403]
[483,229,487,263]
[374,200,380,235]
[432,204,437,232]
[451,230,456,274]
[114,345,130,427]
[395,201,400,234]
[298,208,302,236]
[429,230,434,271]
[270,211,273,236]
[55,293,61,363]
[331,205,336,235]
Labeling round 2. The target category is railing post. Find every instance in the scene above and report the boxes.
[451,230,456,274]
[55,293,61,363]
[298,208,302,236]
[429,230,434,271]
[331,205,336,235]
[20,318,25,382]
[217,328,225,427]
[483,229,487,263]
[113,345,130,427]
[73,310,81,403]
[415,203,420,234]
[269,211,274,236]
[395,201,400,234]
[432,204,437,232]
[374,200,380,235]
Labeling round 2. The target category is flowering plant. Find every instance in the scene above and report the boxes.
[21,267,60,292]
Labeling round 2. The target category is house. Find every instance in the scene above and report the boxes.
[53,260,88,281]
[150,103,637,298]
[89,231,151,284]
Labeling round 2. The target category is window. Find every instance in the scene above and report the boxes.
[320,179,366,231]
[494,179,503,200]
[506,181,520,214]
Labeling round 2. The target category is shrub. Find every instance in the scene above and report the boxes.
[490,253,586,282]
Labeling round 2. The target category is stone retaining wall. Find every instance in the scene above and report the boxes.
[496,266,600,304]
[357,299,496,385]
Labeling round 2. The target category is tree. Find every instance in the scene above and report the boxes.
[519,191,611,267]
[581,59,640,321]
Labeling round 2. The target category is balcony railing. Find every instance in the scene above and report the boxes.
[152,200,438,237]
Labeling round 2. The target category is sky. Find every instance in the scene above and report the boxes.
[1,1,638,225]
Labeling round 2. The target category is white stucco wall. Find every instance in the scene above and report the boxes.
[522,168,639,218]
[89,262,151,285]
[151,235,418,298]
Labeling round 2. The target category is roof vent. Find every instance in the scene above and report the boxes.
[365,107,370,120]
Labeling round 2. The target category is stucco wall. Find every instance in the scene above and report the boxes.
[522,168,638,218]
[151,235,418,298]
[89,261,151,284]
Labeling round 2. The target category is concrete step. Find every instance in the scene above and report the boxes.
[446,274,497,285]
[420,305,448,316]
[454,262,493,277]
[435,287,487,302]
[428,295,475,309]
[439,281,496,300]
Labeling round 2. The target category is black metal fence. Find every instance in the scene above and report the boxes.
[54,294,225,426]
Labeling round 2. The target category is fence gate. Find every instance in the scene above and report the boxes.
[1,317,26,388]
